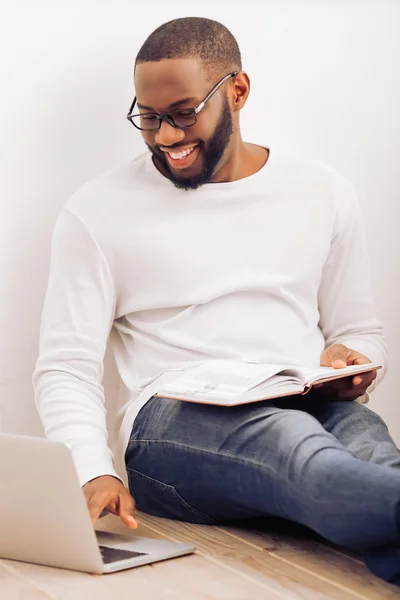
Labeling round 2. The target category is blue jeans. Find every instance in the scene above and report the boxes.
[125,393,400,584]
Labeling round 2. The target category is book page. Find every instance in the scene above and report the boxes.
[244,374,303,395]
[157,374,305,406]
[303,363,381,385]
[157,360,293,400]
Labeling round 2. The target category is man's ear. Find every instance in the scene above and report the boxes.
[230,71,250,112]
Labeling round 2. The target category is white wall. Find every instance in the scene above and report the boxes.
[1,1,399,446]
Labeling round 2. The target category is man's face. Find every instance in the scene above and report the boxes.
[134,59,234,190]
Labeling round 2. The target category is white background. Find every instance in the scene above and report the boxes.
[1,0,399,447]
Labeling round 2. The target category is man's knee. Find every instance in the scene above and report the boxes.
[266,409,344,481]
[330,400,388,427]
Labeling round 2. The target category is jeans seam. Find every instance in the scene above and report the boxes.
[126,465,173,490]
[127,438,284,482]
[126,465,218,524]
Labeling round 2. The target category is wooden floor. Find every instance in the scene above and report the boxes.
[1,512,400,599]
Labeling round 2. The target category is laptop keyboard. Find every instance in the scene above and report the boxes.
[99,545,148,564]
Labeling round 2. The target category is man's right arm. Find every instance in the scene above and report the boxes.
[32,208,136,527]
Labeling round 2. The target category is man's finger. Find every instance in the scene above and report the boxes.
[118,492,138,529]
[104,501,120,518]
[353,370,376,387]
[327,344,351,368]
[352,354,371,365]
[87,495,109,525]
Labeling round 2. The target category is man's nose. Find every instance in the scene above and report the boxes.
[155,119,185,147]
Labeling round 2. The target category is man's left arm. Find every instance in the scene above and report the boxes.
[317,183,387,400]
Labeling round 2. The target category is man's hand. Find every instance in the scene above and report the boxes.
[316,343,377,401]
[83,475,138,529]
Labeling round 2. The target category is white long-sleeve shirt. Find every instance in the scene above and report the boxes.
[32,150,387,486]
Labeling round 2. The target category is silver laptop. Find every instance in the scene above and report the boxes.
[0,433,196,574]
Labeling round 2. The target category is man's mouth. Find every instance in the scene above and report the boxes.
[161,145,200,170]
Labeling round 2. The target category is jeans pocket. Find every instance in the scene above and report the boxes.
[127,467,217,525]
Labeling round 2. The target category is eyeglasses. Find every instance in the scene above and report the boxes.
[126,71,238,131]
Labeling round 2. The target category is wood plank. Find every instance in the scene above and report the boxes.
[101,512,362,599]
[1,557,134,600]
[150,552,289,600]
[96,518,287,600]
[229,518,364,563]
[103,552,287,600]
[222,520,400,599]
[2,552,203,600]
[0,561,51,600]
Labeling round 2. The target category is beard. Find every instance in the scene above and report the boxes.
[147,95,233,191]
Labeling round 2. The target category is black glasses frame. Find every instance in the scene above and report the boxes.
[126,71,238,131]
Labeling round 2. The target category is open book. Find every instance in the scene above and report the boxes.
[154,360,381,406]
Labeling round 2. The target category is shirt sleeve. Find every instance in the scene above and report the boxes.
[32,207,122,486]
[317,184,388,393]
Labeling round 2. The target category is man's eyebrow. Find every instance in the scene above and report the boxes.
[136,97,198,111]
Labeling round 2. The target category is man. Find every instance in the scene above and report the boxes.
[33,17,400,585]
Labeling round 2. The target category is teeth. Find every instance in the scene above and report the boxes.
[169,146,196,160]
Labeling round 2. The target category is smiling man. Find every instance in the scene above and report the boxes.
[134,66,238,189]
[33,17,400,585]
[130,24,267,190]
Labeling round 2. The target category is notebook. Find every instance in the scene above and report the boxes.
[154,359,380,406]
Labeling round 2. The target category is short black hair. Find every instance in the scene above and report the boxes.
[135,17,242,80]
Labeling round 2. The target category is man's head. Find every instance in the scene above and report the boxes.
[131,17,249,190]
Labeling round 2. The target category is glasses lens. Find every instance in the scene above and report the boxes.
[129,109,197,130]
[170,109,196,128]
[130,114,160,130]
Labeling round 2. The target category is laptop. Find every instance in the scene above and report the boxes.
[0,433,196,574]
